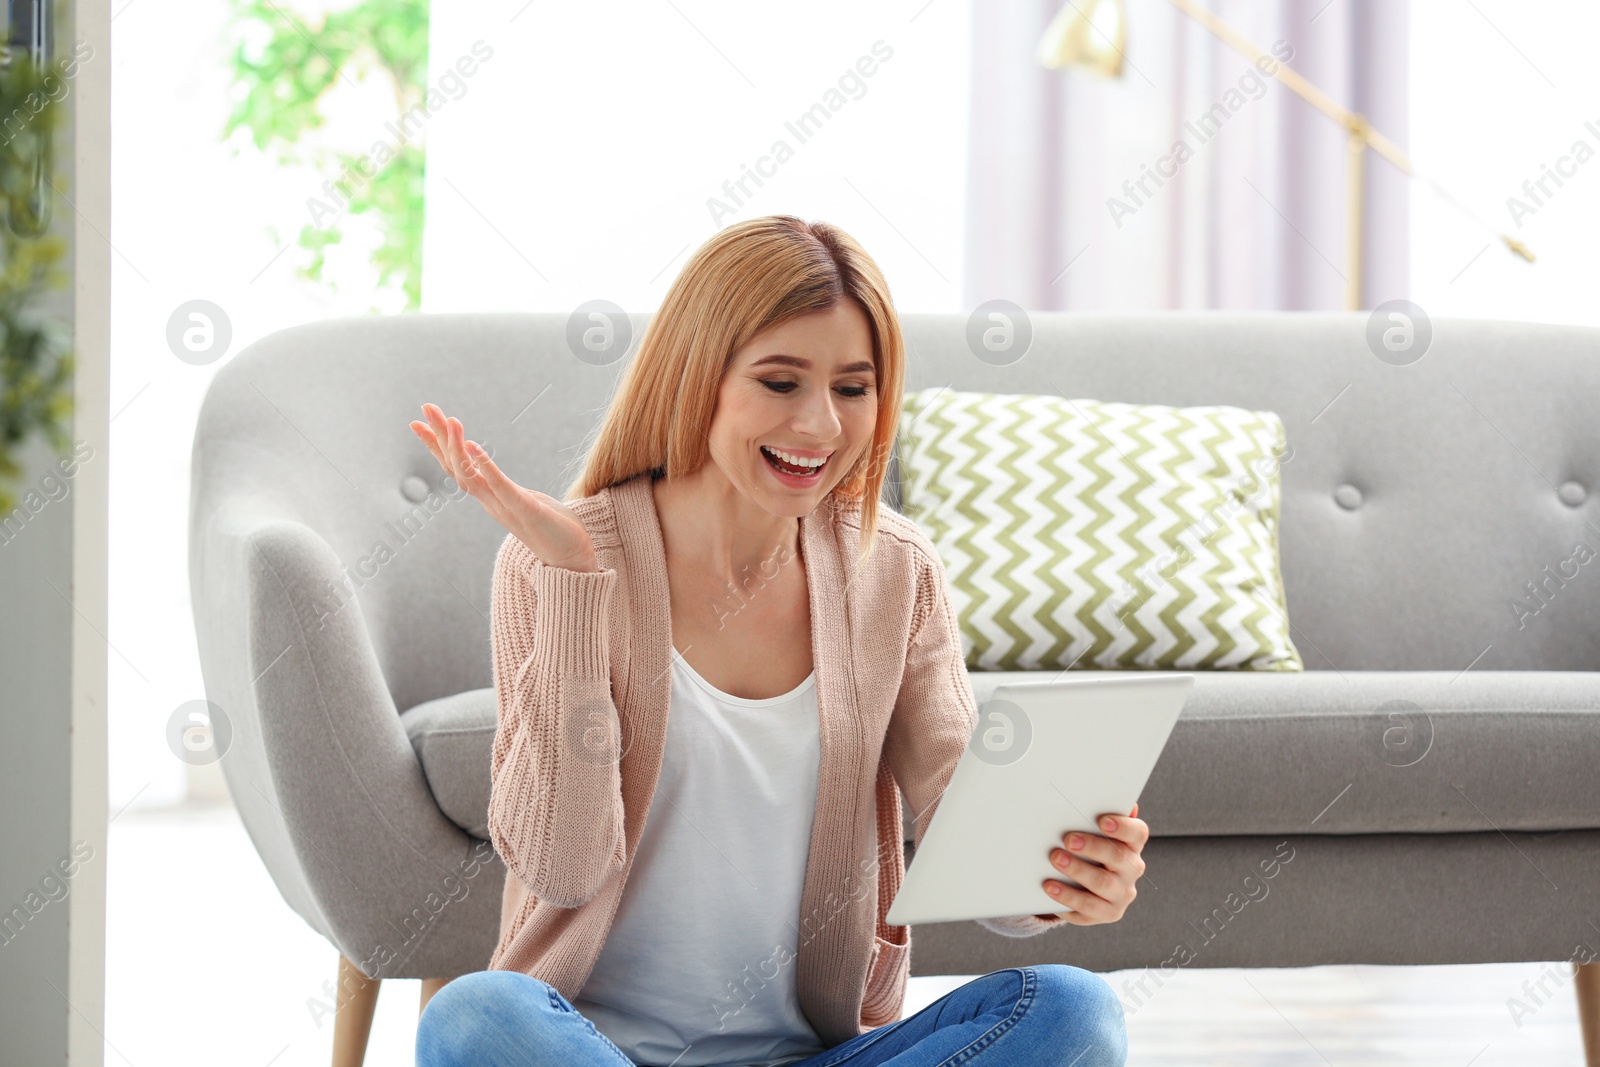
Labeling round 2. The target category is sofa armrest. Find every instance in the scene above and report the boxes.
[190,511,494,976]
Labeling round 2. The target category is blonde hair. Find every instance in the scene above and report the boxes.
[566,215,904,569]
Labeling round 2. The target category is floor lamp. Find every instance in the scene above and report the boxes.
[1037,0,1536,310]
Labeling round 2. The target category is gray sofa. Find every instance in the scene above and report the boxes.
[189,311,1600,1053]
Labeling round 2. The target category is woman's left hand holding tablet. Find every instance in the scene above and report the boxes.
[1035,801,1148,924]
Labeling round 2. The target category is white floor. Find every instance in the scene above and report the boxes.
[102,804,1585,1066]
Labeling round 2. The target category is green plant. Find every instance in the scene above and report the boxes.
[222,0,431,309]
[0,53,74,517]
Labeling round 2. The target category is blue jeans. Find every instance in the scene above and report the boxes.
[417,964,1126,1067]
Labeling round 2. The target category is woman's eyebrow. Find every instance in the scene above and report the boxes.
[749,353,876,374]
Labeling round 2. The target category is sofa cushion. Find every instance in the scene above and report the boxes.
[401,690,498,839]
[966,669,1600,836]
[897,388,1301,672]
[403,670,1600,842]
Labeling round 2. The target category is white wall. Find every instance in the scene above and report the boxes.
[1410,0,1600,325]
[420,0,972,315]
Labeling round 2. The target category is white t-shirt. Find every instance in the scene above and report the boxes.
[573,647,826,1067]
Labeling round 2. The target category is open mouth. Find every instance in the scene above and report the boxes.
[760,444,830,480]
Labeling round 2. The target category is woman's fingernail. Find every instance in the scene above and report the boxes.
[1101,817,1117,831]
[1068,834,1085,850]
[1046,882,1062,896]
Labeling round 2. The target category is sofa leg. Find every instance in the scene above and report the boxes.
[420,977,451,1016]
[331,955,381,1067]
[1579,962,1600,1067]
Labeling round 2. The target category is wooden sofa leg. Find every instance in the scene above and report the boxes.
[420,977,451,1016]
[1574,966,1600,1067]
[331,955,381,1067]
[1578,962,1600,1067]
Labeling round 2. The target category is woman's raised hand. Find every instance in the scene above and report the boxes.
[410,403,599,573]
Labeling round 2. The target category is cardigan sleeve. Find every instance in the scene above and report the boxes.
[882,546,1070,940]
[485,532,628,909]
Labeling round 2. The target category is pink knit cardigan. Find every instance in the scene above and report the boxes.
[484,472,1067,1048]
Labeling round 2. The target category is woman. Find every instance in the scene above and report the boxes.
[409,216,1146,1066]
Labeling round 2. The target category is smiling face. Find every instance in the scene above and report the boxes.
[704,299,880,518]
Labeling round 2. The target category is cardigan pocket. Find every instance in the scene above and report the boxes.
[861,933,910,1029]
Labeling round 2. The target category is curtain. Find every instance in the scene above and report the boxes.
[963,0,1409,310]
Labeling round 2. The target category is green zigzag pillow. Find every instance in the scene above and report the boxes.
[897,388,1302,672]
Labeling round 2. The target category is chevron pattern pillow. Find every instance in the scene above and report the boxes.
[897,388,1302,672]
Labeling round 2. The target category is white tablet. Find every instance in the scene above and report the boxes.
[885,672,1193,926]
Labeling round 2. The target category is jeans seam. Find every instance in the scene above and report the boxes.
[546,984,636,1066]
[932,966,1036,1067]
[810,1015,909,1067]
[811,966,1038,1067]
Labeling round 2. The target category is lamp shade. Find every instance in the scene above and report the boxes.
[1037,0,1127,77]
